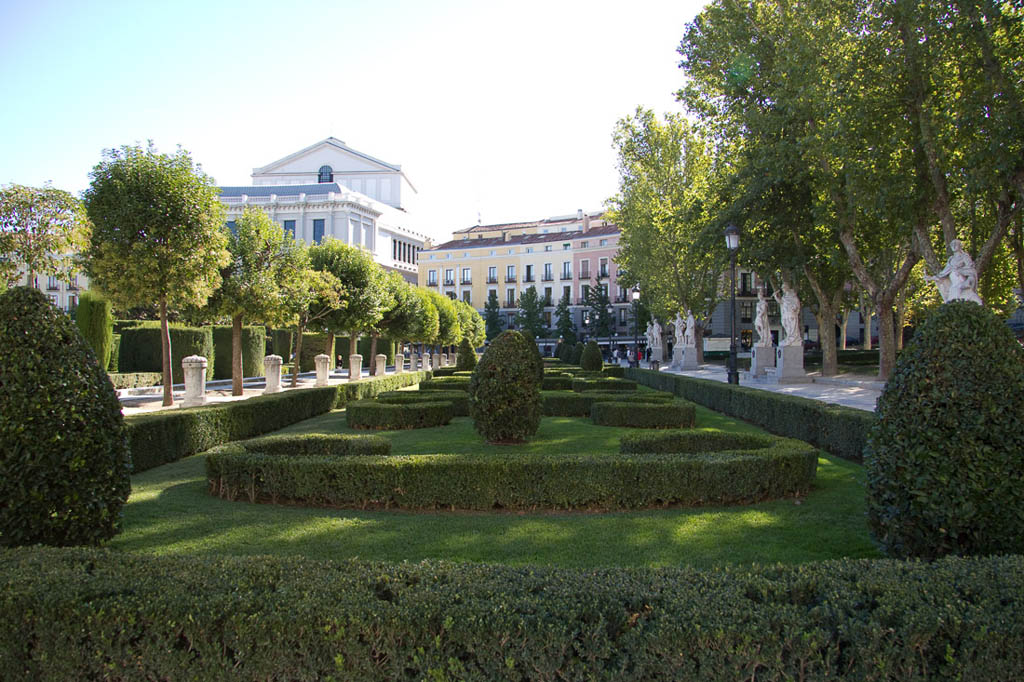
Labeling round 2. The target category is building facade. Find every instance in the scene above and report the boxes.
[219,138,428,283]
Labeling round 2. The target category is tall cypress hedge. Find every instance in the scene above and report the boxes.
[211,326,266,380]
[74,289,113,371]
[118,324,214,384]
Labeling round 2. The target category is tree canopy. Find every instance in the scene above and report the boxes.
[0,184,90,288]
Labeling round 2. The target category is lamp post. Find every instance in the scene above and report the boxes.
[631,284,641,367]
[606,304,614,363]
[725,224,740,384]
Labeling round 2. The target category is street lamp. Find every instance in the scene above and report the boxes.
[606,304,615,363]
[631,284,641,367]
[725,224,740,384]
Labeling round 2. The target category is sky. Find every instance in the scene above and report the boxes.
[0,0,706,244]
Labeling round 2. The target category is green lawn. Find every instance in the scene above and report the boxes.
[111,403,880,569]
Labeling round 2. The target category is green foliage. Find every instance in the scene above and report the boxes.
[0,184,88,288]
[346,400,453,430]
[123,371,428,473]
[308,238,387,355]
[374,271,426,346]
[469,330,542,443]
[621,431,773,454]
[231,433,390,458]
[118,323,214,382]
[514,285,546,338]
[455,299,486,348]
[626,368,875,464]
[268,329,292,359]
[455,336,477,370]
[602,365,625,377]
[6,547,1023,679]
[553,291,577,346]
[572,377,637,392]
[212,325,265,380]
[580,340,603,371]
[0,287,130,546]
[866,301,1024,558]
[541,390,675,417]
[108,333,120,371]
[297,333,334,373]
[483,289,503,340]
[519,327,545,383]
[591,401,696,428]
[427,289,461,348]
[542,375,573,391]
[420,376,471,392]
[108,372,162,390]
[569,342,585,365]
[376,390,470,417]
[75,289,113,370]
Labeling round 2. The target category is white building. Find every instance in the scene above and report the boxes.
[219,138,428,283]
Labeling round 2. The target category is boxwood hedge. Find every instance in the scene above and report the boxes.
[230,433,390,457]
[591,401,696,428]
[346,400,452,430]
[419,376,471,392]
[621,431,774,454]
[376,390,470,417]
[541,390,674,417]
[108,372,163,390]
[572,377,637,392]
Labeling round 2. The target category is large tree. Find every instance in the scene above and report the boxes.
[456,299,486,348]
[515,285,546,339]
[214,208,305,394]
[0,184,89,289]
[280,257,342,389]
[428,290,461,354]
[83,144,229,406]
[583,277,614,350]
[408,287,440,353]
[553,291,577,346]
[367,271,419,375]
[483,289,503,341]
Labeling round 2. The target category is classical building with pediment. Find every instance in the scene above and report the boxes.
[218,137,428,283]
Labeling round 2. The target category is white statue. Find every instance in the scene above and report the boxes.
[674,312,685,347]
[683,310,696,347]
[754,287,771,347]
[645,321,654,349]
[925,239,983,304]
[651,318,663,348]
[774,282,802,347]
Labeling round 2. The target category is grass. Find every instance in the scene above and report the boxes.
[111,401,880,569]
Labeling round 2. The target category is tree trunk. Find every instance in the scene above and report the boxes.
[159,296,173,407]
[369,334,379,376]
[877,297,898,381]
[231,313,244,396]
[804,270,842,377]
[291,324,305,388]
[895,289,908,352]
[860,297,873,351]
[349,334,358,359]
[839,310,850,351]
[325,332,334,369]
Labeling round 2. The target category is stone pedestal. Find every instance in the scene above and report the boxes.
[776,345,805,380]
[421,353,430,370]
[395,354,405,374]
[750,345,775,377]
[431,353,441,370]
[410,353,419,371]
[441,353,448,366]
[314,354,330,387]
[453,353,459,367]
[681,346,699,370]
[374,354,386,376]
[181,355,208,408]
[349,354,363,382]
[668,346,684,370]
[263,354,283,394]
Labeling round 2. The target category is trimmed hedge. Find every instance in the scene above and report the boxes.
[230,433,390,457]
[541,390,675,417]
[108,333,120,372]
[108,372,162,390]
[346,400,452,430]
[602,365,625,377]
[541,375,573,390]
[124,371,430,473]
[621,431,774,454]
[591,401,696,428]
[206,435,818,510]
[118,323,215,381]
[4,548,1023,680]
[572,377,637,392]
[626,368,875,463]
[212,325,266,380]
[268,328,293,360]
[298,333,334,372]
[420,376,471,392]
[376,390,470,417]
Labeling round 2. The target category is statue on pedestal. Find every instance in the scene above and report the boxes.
[774,282,802,347]
[754,287,771,347]
[925,239,983,304]
[683,310,696,347]
[674,312,685,348]
[651,318,663,349]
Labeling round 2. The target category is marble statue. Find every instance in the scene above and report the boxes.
[651,318,663,348]
[645,321,654,349]
[683,310,696,347]
[754,287,771,346]
[925,239,983,304]
[674,312,685,347]
[774,282,802,347]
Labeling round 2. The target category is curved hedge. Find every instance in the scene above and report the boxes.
[591,401,696,428]
[621,431,774,454]
[346,400,452,430]
[572,377,637,392]
[541,376,574,391]
[205,436,817,510]
[420,376,471,392]
[375,390,470,417]
[541,390,675,417]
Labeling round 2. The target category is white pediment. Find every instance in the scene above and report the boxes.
[252,138,402,177]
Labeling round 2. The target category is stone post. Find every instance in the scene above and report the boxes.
[749,345,775,377]
[441,353,448,367]
[314,354,330,387]
[349,354,363,382]
[422,352,431,370]
[432,352,441,370]
[375,354,386,376]
[181,355,208,408]
[410,352,419,371]
[395,353,405,374]
[263,354,283,394]
[453,353,459,367]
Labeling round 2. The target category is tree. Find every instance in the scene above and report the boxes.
[83,144,229,406]
[408,287,440,352]
[0,184,90,289]
[308,238,386,362]
[279,241,342,388]
[553,292,577,346]
[515,285,546,339]
[214,208,305,394]
[368,272,420,375]
[483,289,503,340]
[456,300,486,348]
[584,277,614,352]
[428,290,461,353]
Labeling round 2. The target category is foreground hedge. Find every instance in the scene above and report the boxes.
[205,435,816,510]
[626,368,874,463]
[232,433,390,457]
[5,548,1021,681]
[621,431,774,454]
[346,400,452,430]
[591,401,696,428]
[124,371,429,473]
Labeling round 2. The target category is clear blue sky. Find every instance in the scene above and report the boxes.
[0,0,706,242]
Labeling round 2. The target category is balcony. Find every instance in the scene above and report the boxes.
[444,279,455,286]
[614,295,629,303]
[505,276,517,283]
[598,270,609,279]
[461,278,472,285]
[542,274,553,282]
[560,273,573,281]
[523,276,535,283]
[427,280,438,287]
[486,276,498,284]
[580,271,591,280]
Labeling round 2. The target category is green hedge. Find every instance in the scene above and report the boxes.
[346,400,452,430]
[268,328,293,360]
[602,365,625,377]
[626,368,875,463]
[298,333,334,372]
[572,377,637,392]
[591,401,696,428]
[621,431,774,454]
[541,390,675,417]
[420,376,471,392]
[118,323,215,381]
[108,333,120,372]
[430,367,459,377]
[376,390,470,417]
[212,325,266,380]
[108,372,162,390]
[541,376,573,390]
[124,371,430,473]
[206,436,817,510]
[4,548,1023,680]
[230,433,390,457]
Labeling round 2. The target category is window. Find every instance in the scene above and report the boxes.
[741,301,753,324]
[561,261,572,280]
[487,266,497,283]
[318,165,333,183]
[461,267,471,284]
[544,311,552,327]
[284,220,296,237]
[580,241,589,249]
[506,288,516,307]
[226,220,237,235]
[427,269,438,286]
[563,285,571,301]
[581,284,590,304]
[740,272,753,297]
[619,308,628,325]
[313,219,325,244]
[506,265,516,282]
[462,290,471,304]
[526,247,533,253]
[47,294,58,306]
[582,310,591,326]
[563,243,571,250]
[543,263,553,281]
[580,259,590,279]
[489,250,496,256]
[68,275,78,290]
[508,249,514,255]
[445,268,455,285]
[599,239,608,246]
[524,264,534,282]
[544,245,552,252]
[506,312,516,328]
[68,295,77,310]
[599,258,608,278]
[47,276,59,291]
[447,292,456,300]
[544,287,552,306]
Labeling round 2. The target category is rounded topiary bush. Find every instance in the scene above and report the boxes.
[0,287,131,547]
[865,300,1024,559]
[469,330,542,443]
[580,341,602,371]
[570,342,585,366]
[455,337,477,371]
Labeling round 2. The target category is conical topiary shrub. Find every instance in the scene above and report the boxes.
[469,330,542,443]
[570,342,585,366]
[865,300,1024,559]
[75,288,114,372]
[580,340,603,371]
[0,287,131,546]
[455,336,477,371]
